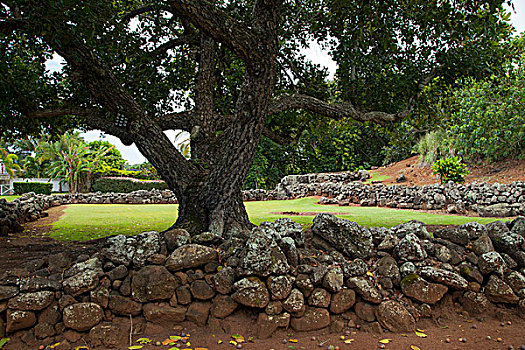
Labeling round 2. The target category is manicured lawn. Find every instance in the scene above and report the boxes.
[0,195,21,201]
[49,197,509,241]
[50,204,178,241]
[363,173,391,184]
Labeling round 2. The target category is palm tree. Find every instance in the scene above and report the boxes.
[46,133,115,193]
[0,148,21,179]
[174,131,191,159]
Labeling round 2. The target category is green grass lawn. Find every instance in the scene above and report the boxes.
[0,195,21,201]
[48,197,508,241]
[363,172,391,184]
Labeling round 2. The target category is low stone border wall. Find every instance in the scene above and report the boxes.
[0,190,179,234]
[245,174,525,217]
[1,170,525,235]
[1,215,525,348]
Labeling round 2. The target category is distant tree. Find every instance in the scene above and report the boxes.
[0,147,21,178]
[88,140,126,171]
[42,132,115,192]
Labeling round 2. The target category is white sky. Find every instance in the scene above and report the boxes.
[44,4,525,164]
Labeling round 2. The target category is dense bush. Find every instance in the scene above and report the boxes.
[13,181,52,195]
[446,74,525,162]
[431,157,469,184]
[91,177,167,193]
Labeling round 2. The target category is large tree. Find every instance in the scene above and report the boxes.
[0,0,513,235]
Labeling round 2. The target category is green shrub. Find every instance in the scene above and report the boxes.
[431,157,469,184]
[91,177,167,193]
[13,182,53,195]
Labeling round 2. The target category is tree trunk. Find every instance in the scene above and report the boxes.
[172,180,253,237]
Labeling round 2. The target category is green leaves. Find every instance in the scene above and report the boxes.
[432,156,469,184]
[0,338,10,349]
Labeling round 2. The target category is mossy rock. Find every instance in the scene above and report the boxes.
[400,273,421,287]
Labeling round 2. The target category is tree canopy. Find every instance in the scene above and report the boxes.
[0,0,515,235]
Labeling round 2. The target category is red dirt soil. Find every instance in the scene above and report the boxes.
[373,155,525,186]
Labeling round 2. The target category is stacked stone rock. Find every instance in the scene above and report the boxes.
[1,215,525,348]
[0,189,178,234]
[276,178,525,217]
[2,174,524,235]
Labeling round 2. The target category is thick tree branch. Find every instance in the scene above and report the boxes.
[122,5,172,21]
[168,0,257,61]
[149,34,199,57]
[195,35,216,119]
[25,107,136,145]
[268,94,408,124]
[156,111,196,131]
[262,126,302,145]
[269,67,442,125]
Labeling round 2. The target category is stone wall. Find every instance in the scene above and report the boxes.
[0,190,178,234]
[2,170,525,235]
[1,215,525,348]
[245,174,525,217]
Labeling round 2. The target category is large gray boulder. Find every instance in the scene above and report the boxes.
[237,227,290,276]
[131,265,179,302]
[376,300,415,333]
[62,258,104,297]
[231,277,270,308]
[486,221,525,255]
[165,244,217,271]
[311,214,373,259]
[390,220,430,239]
[346,277,382,304]
[484,275,519,304]
[478,252,506,276]
[132,231,162,268]
[394,233,427,261]
[418,266,468,290]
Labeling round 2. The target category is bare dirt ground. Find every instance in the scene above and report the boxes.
[0,206,100,271]
[374,155,525,186]
[5,308,525,349]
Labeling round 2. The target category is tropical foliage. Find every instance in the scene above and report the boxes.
[0,147,21,178]
[415,34,525,165]
[432,156,469,184]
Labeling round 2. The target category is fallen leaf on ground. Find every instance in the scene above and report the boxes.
[0,339,10,349]
[410,345,421,350]
[162,338,176,346]
[379,339,392,344]
[232,334,245,343]
[415,331,427,338]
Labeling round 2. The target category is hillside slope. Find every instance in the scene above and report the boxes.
[371,155,525,186]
